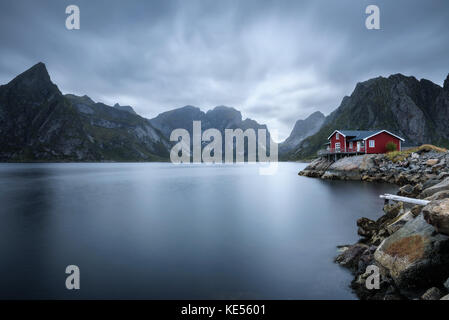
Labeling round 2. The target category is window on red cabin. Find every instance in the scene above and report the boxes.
[336,133,339,139]
[369,140,375,148]
[349,142,353,149]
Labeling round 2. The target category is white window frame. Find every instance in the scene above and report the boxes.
[349,142,353,149]
[335,142,341,150]
[369,140,375,148]
[336,133,339,139]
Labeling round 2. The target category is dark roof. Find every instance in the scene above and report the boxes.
[340,130,380,141]
[329,130,405,141]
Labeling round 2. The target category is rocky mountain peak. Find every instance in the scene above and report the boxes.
[307,111,325,121]
[113,103,137,114]
[388,73,416,81]
[291,71,449,160]
[279,111,325,156]
[9,62,52,86]
[444,74,449,91]
[206,106,242,124]
[353,74,417,94]
[65,94,95,106]
[1,62,60,101]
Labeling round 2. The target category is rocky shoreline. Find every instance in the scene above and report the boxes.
[299,148,449,300]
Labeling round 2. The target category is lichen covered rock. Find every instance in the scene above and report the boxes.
[374,215,449,289]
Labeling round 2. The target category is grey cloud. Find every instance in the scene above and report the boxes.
[0,0,448,141]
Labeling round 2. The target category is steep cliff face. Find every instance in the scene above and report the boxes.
[433,74,449,140]
[0,63,169,161]
[149,105,269,136]
[3,63,448,162]
[0,63,96,160]
[291,73,449,160]
[279,111,325,157]
[64,94,170,161]
[149,105,207,138]
[0,63,271,162]
[149,105,271,161]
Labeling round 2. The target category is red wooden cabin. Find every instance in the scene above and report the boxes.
[326,130,404,154]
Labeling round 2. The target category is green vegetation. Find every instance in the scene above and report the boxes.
[385,141,398,152]
[386,144,447,162]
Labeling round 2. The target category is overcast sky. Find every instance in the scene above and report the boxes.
[0,0,448,141]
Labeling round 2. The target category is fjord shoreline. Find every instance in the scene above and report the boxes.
[299,147,449,300]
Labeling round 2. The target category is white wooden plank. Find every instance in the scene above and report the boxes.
[379,194,430,206]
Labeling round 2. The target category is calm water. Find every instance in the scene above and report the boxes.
[0,162,396,299]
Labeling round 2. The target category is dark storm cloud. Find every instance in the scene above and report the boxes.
[1,0,448,140]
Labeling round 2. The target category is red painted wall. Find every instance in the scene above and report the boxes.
[345,140,360,152]
[330,132,345,151]
[365,132,401,154]
[328,131,401,154]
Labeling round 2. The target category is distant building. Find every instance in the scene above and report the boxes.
[323,130,405,156]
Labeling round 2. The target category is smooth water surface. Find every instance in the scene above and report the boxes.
[0,162,396,299]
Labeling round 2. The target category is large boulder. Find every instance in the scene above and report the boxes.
[356,203,406,245]
[383,202,403,218]
[357,217,377,238]
[394,172,421,186]
[424,190,449,201]
[426,159,439,166]
[359,155,377,171]
[303,157,332,171]
[423,179,443,190]
[398,183,423,198]
[322,170,361,180]
[421,287,443,300]
[327,155,365,171]
[437,172,449,180]
[385,211,415,235]
[398,184,414,197]
[374,215,449,289]
[320,156,365,180]
[299,157,332,177]
[421,177,449,198]
[335,243,368,271]
[422,199,449,236]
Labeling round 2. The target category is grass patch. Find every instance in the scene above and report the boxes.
[386,144,447,162]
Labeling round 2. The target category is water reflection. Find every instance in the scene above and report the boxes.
[0,163,397,299]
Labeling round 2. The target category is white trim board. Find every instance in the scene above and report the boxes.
[327,130,346,140]
[362,130,405,142]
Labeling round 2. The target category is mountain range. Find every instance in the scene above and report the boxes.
[285,72,449,160]
[278,111,325,156]
[0,63,271,161]
[1,62,448,162]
